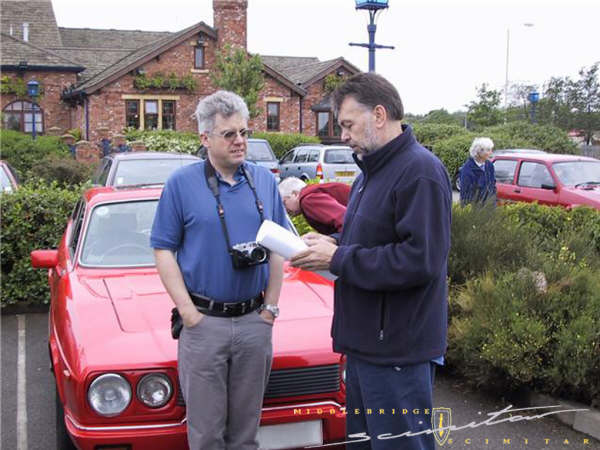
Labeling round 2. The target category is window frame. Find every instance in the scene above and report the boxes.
[266,102,280,131]
[2,100,44,135]
[194,46,205,70]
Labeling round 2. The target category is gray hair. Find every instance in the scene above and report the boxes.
[469,137,494,158]
[278,177,307,198]
[194,90,249,134]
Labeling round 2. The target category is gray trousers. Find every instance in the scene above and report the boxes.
[178,311,273,450]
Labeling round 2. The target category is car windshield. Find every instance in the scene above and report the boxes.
[324,148,354,164]
[552,161,600,186]
[247,142,275,161]
[0,167,13,191]
[80,200,157,267]
[113,158,197,186]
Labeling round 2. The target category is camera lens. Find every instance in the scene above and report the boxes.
[250,247,267,263]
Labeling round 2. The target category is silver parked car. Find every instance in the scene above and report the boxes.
[279,145,359,183]
[247,138,280,182]
[92,152,200,187]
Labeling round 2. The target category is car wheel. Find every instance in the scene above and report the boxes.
[56,388,77,450]
[454,174,461,192]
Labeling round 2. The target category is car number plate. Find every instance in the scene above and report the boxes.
[257,420,323,449]
[335,171,354,177]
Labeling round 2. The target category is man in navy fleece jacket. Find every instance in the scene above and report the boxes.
[291,73,452,450]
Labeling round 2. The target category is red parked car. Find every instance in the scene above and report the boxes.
[492,153,600,209]
[31,186,345,450]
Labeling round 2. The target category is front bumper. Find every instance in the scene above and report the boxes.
[65,401,346,450]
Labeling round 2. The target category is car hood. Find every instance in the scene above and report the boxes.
[84,268,335,363]
[562,185,600,207]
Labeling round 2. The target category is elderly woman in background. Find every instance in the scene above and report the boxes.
[459,137,497,206]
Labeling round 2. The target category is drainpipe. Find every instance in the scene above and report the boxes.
[299,97,303,134]
[85,96,90,141]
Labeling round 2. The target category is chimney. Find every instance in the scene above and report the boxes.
[22,23,29,42]
[213,0,248,51]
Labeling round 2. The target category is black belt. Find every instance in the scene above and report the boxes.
[188,291,264,317]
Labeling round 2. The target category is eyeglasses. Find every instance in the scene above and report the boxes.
[210,128,252,141]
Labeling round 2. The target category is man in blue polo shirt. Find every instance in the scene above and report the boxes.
[151,90,287,450]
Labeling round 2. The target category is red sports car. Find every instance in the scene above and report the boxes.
[492,153,600,210]
[31,186,346,450]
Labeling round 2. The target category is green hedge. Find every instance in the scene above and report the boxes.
[0,130,71,178]
[124,128,200,154]
[410,122,578,179]
[252,132,320,159]
[1,180,81,309]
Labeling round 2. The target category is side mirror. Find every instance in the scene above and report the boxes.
[31,249,58,269]
[541,183,557,191]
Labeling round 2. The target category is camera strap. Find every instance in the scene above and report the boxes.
[204,159,265,255]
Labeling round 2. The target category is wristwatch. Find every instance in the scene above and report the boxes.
[260,304,280,319]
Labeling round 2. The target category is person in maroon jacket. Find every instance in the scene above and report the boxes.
[278,177,350,235]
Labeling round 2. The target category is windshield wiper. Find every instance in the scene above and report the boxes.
[575,181,600,187]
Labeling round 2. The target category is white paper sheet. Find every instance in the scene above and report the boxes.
[256,220,308,259]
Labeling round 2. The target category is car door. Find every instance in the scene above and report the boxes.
[492,158,519,203]
[291,148,310,179]
[279,149,297,179]
[512,161,560,206]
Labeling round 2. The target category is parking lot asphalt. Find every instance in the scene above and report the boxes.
[2,312,598,450]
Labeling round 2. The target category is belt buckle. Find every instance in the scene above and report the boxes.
[223,302,241,315]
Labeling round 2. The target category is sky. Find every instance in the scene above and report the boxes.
[49,0,599,115]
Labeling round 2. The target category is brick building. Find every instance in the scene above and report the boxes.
[1,0,360,144]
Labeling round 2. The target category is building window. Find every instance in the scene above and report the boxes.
[194,46,205,69]
[123,98,177,130]
[144,100,158,130]
[316,111,340,138]
[267,102,280,131]
[2,101,43,134]
[162,101,176,130]
[126,100,140,128]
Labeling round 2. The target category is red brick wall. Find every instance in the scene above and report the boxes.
[302,82,327,138]
[250,75,300,134]
[213,0,247,50]
[0,72,77,135]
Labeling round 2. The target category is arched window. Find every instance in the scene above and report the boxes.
[2,101,44,134]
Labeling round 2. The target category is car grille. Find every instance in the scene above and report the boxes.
[176,364,340,406]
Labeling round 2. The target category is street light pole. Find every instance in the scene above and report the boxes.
[26,79,40,140]
[504,23,534,111]
[349,1,394,73]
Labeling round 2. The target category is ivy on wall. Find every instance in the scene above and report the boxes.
[133,72,196,92]
[0,76,45,98]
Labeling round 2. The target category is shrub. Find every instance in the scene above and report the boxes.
[252,132,320,159]
[484,122,578,154]
[411,123,470,149]
[30,156,94,186]
[0,129,71,178]
[123,129,200,154]
[1,180,81,309]
[448,265,600,407]
[430,133,476,180]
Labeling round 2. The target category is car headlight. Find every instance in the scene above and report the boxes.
[137,373,173,408]
[88,373,132,417]
[340,356,347,384]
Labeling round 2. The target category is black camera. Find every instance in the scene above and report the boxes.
[231,242,270,269]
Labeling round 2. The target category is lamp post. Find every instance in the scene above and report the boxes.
[504,23,534,110]
[349,0,394,72]
[26,79,40,140]
[528,91,539,123]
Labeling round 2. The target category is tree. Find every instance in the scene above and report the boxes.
[421,108,464,126]
[569,62,600,146]
[467,84,503,129]
[536,76,573,130]
[210,45,265,118]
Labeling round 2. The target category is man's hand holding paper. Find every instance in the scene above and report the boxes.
[290,233,338,271]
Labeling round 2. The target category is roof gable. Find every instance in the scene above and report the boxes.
[67,22,216,95]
